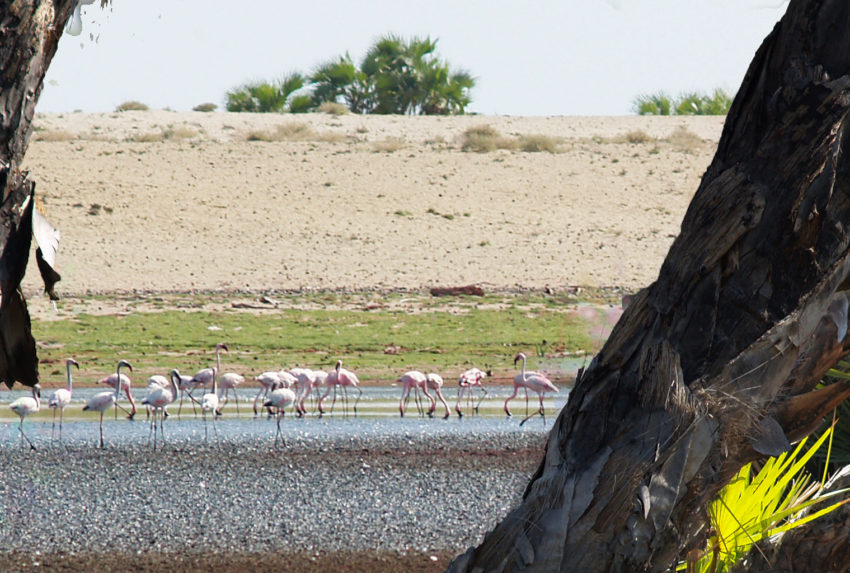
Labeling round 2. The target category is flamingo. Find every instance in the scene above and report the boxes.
[141,372,178,448]
[48,358,79,439]
[10,384,41,450]
[263,382,296,446]
[509,352,559,426]
[189,342,227,388]
[425,373,451,419]
[289,367,316,417]
[318,360,362,417]
[253,370,296,417]
[172,368,201,417]
[143,375,169,421]
[455,367,489,417]
[398,371,431,417]
[84,360,133,448]
[218,371,245,415]
[200,366,220,442]
[99,366,137,420]
[192,343,242,415]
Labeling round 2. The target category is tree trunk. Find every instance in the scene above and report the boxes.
[448,1,850,571]
[0,0,76,387]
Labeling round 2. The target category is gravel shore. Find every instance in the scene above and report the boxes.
[0,428,546,572]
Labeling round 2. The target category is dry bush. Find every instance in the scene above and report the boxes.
[461,125,515,152]
[315,132,350,143]
[115,101,149,112]
[245,123,316,142]
[163,126,200,140]
[34,129,75,142]
[517,134,560,153]
[372,137,405,153]
[126,131,165,143]
[621,130,654,144]
[192,102,217,112]
[317,102,349,116]
[665,126,704,153]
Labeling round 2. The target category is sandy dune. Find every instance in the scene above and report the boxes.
[20,111,723,299]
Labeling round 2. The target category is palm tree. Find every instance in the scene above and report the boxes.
[226,72,305,113]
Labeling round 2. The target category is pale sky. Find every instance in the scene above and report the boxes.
[39,0,788,116]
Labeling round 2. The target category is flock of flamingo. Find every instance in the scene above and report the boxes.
[7,342,559,451]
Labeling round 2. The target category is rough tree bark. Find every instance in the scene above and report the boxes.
[0,0,77,388]
[449,1,850,571]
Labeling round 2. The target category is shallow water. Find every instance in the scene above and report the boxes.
[0,385,567,450]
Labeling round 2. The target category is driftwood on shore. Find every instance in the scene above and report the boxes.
[430,285,485,297]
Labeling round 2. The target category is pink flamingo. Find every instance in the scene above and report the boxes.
[189,342,228,388]
[10,384,41,450]
[455,367,489,417]
[143,375,169,421]
[201,367,220,441]
[318,360,362,417]
[99,365,137,420]
[263,382,296,446]
[425,373,451,419]
[141,372,178,448]
[289,367,317,417]
[218,370,245,415]
[48,358,79,439]
[84,360,133,448]
[508,352,559,426]
[398,371,430,417]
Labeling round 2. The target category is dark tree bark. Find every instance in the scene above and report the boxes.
[0,0,77,387]
[449,1,850,571]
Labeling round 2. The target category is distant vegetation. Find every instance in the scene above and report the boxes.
[226,35,475,115]
[115,100,149,112]
[632,88,733,115]
[192,102,218,112]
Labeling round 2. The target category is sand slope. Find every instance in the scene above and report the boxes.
[21,111,723,297]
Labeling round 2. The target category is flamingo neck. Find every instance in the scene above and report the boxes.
[114,366,124,397]
[66,363,73,391]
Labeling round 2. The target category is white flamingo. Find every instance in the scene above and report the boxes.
[142,372,179,448]
[200,366,220,442]
[254,370,296,417]
[263,382,296,446]
[84,360,132,448]
[10,384,41,450]
[318,360,362,417]
[508,352,559,426]
[48,358,79,439]
[455,367,489,417]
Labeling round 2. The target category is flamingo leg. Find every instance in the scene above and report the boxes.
[98,411,105,449]
[524,388,530,417]
[519,394,546,427]
[19,418,36,451]
[59,408,64,440]
[474,386,488,414]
